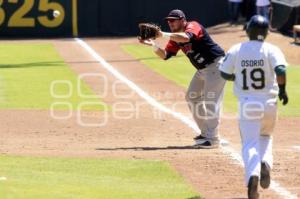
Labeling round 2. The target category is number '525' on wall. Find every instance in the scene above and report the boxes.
[0,0,78,37]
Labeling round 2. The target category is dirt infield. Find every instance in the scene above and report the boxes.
[0,25,299,198]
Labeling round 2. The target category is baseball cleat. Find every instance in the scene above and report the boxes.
[194,134,207,144]
[193,139,219,149]
[260,162,271,189]
[248,176,259,199]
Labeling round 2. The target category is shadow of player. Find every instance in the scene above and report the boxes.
[0,61,63,69]
[186,196,202,199]
[228,197,247,199]
[96,145,212,151]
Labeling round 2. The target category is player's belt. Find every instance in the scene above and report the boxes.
[199,56,223,70]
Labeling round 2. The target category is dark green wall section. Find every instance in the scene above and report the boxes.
[271,0,300,34]
[77,0,229,36]
[0,0,229,37]
[0,0,73,37]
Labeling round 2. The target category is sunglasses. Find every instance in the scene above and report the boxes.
[167,19,178,23]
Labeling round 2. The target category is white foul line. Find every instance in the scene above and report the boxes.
[75,38,297,199]
[293,146,300,152]
[0,177,7,181]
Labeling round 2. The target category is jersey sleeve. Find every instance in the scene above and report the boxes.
[165,40,180,60]
[185,21,204,40]
[219,46,238,74]
[268,45,287,69]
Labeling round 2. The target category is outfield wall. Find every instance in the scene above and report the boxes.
[78,0,229,36]
[0,0,228,37]
[0,0,76,37]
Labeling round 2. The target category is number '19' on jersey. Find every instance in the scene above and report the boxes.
[219,41,287,98]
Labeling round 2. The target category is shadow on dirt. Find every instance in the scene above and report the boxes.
[186,196,202,199]
[65,57,162,64]
[96,145,211,151]
[229,198,247,199]
[0,61,63,69]
[207,23,244,35]
[107,55,185,63]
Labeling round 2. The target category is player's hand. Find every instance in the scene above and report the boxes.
[138,37,155,46]
[279,91,288,105]
[156,31,163,38]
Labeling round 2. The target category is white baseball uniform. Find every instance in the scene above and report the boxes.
[219,40,287,185]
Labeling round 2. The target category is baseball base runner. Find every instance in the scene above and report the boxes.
[219,15,288,199]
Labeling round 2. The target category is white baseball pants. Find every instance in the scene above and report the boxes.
[238,96,277,185]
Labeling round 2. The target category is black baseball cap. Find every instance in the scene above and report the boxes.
[165,9,186,20]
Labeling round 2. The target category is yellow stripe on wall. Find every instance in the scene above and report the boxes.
[72,0,78,37]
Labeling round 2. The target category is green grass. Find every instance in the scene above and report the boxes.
[0,155,201,199]
[0,44,106,110]
[122,44,300,117]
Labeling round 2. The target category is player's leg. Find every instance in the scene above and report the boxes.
[239,97,263,198]
[197,61,225,147]
[239,119,261,184]
[239,119,261,199]
[259,135,272,189]
[185,70,207,138]
[259,99,277,189]
[248,176,260,199]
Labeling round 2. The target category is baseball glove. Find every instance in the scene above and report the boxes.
[138,23,161,40]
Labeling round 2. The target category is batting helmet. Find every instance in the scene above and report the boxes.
[246,15,269,41]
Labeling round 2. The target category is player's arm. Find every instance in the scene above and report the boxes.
[139,38,180,61]
[138,39,167,59]
[219,52,236,81]
[157,31,190,43]
[275,65,288,105]
[154,47,167,60]
[269,46,288,105]
[220,71,235,81]
[157,22,203,43]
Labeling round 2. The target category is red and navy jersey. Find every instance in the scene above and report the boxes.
[165,21,225,70]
